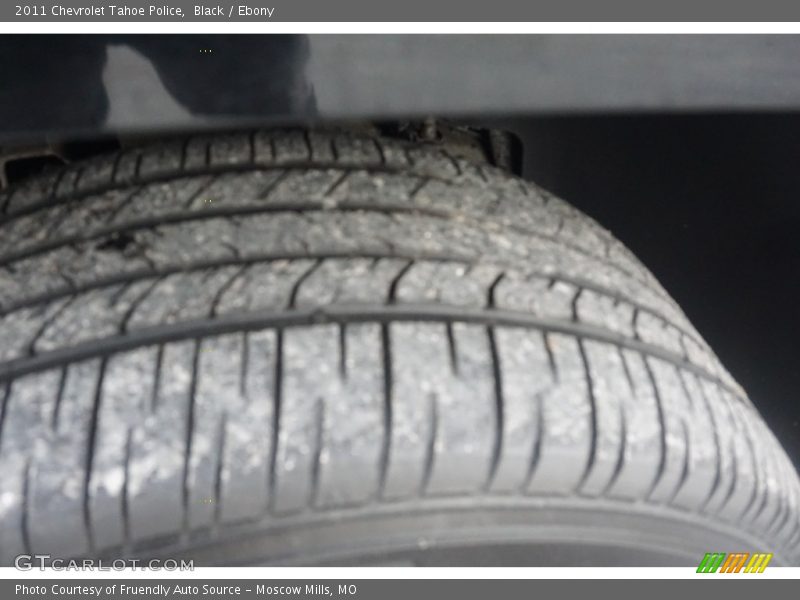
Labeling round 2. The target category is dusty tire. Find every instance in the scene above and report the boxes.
[0,130,798,566]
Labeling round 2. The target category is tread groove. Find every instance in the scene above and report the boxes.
[0,382,9,451]
[182,176,217,209]
[239,332,249,399]
[150,345,164,413]
[181,340,201,537]
[377,325,393,500]
[82,357,107,554]
[338,323,348,379]
[484,326,504,492]
[28,296,76,355]
[695,376,723,514]
[0,130,795,562]
[121,426,133,550]
[21,459,32,556]
[288,259,323,309]
[387,260,414,303]
[575,339,598,494]
[210,265,248,317]
[267,330,283,513]
[668,420,691,504]
[603,393,627,497]
[521,389,546,493]
[739,422,763,523]
[50,366,68,430]
[0,304,745,400]
[643,356,668,502]
[420,392,438,496]
[718,437,739,515]
[213,412,227,531]
[309,397,324,509]
[0,199,663,300]
[445,322,459,375]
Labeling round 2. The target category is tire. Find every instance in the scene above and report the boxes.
[0,129,797,566]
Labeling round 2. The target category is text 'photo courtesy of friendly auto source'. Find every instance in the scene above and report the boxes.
[15,585,314,596]
[0,34,798,568]
[24,5,275,18]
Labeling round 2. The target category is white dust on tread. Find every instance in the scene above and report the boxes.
[0,369,63,563]
[493,274,577,321]
[578,341,627,496]
[525,333,592,495]
[34,280,158,352]
[216,260,316,314]
[273,324,383,511]
[645,358,691,504]
[382,322,494,498]
[293,258,408,307]
[28,359,99,555]
[189,331,274,527]
[606,350,661,499]
[488,328,554,492]
[394,262,501,307]
[126,268,241,330]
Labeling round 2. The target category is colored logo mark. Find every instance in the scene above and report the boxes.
[696,552,773,573]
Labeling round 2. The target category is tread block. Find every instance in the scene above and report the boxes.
[578,341,627,497]
[576,289,635,338]
[28,360,99,556]
[424,323,495,495]
[489,328,554,493]
[645,358,690,503]
[671,371,718,509]
[383,323,447,499]
[216,260,316,314]
[295,258,408,307]
[698,380,737,515]
[494,275,577,321]
[525,334,592,495]
[273,326,330,512]
[715,390,759,521]
[316,324,384,508]
[605,351,661,499]
[396,262,501,308]
[127,268,241,330]
[0,370,61,563]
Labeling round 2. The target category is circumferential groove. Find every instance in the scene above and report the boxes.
[0,304,743,405]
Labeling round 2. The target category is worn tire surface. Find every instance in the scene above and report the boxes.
[0,130,798,566]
